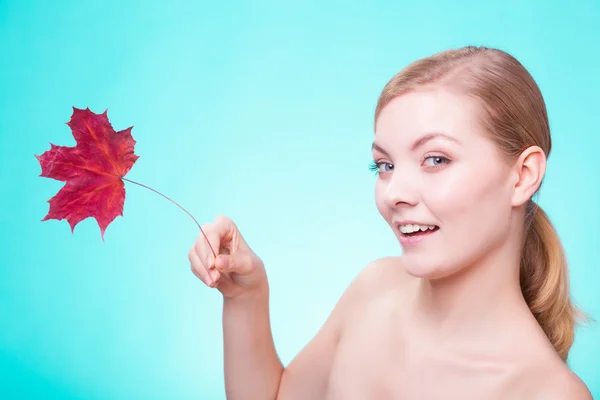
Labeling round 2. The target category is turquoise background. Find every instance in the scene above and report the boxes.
[1,0,598,398]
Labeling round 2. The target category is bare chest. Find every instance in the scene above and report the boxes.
[325,310,516,400]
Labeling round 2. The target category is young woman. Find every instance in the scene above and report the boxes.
[189,46,593,399]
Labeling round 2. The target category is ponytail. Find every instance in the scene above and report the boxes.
[520,200,582,361]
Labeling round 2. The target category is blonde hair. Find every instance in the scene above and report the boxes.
[375,46,585,362]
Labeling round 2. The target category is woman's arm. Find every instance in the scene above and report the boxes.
[222,262,375,400]
[274,259,388,399]
[221,280,347,400]
[221,288,283,400]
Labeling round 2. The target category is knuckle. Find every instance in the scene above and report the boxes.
[191,263,208,281]
[243,254,254,271]
[194,240,203,256]
[202,231,220,249]
[214,214,232,226]
[214,214,227,222]
[188,248,194,262]
[190,267,207,284]
[194,237,210,256]
[190,260,200,273]
[190,264,202,280]
[199,223,212,238]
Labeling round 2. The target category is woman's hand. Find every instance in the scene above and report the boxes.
[189,215,268,299]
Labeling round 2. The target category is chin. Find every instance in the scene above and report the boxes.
[400,253,462,280]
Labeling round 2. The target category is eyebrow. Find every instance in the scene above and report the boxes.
[372,132,461,154]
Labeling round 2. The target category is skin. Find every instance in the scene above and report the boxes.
[189,87,592,399]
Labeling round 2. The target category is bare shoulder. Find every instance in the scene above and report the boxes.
[313,255,407,330]
[333,255,414,330]
[514,358,593,400]
[348,256,410,298]
[533,365,592,400]
[275,256,408,399]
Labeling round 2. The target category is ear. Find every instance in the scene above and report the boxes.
[511,145,546,207]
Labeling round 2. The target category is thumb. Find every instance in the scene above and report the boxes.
[214,252,254,275]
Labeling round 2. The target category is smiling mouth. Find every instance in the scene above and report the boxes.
[398,224,440,237]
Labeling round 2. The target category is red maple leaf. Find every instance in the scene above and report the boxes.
[35,107,139,240]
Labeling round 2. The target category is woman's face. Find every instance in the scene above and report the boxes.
[372,87,517,279]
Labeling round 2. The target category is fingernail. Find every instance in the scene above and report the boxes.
[215,255,227,270]
[210,269,219,281]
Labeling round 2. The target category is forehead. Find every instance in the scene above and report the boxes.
[375,88,485,146]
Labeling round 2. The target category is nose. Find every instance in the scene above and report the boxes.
[381,171,419,208]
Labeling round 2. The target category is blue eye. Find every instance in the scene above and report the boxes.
[380,162,394,172]
[423,155,450,169]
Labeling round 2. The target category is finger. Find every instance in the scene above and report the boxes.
[214,214,234,231]
[189,246,216,287]
[195,226,221,282]
[214,252,254,276]
[213,215,239,251]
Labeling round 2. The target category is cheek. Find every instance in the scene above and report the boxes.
[424,163,512,234]
[374,181,390,220]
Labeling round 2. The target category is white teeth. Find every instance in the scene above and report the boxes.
[399,224,437,233]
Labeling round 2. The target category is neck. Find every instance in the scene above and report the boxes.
[411,238,531,341]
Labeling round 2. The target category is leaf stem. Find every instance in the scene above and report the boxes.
[122,177,217,259]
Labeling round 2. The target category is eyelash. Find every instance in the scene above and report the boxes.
[368,155,451,174]
[368,160,381,173]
